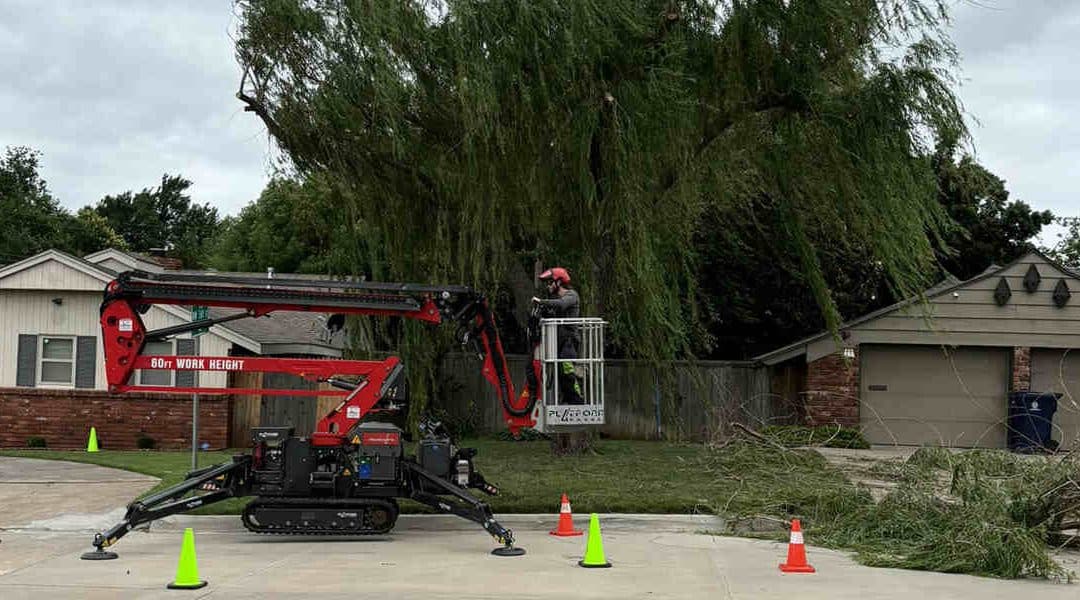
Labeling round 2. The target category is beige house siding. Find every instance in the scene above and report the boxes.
[0,260,105,292]
[805,253,1080,362]
[0,289,232,389]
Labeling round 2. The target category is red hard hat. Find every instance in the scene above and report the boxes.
[539,267,570,285]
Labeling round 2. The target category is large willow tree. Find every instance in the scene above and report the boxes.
[234,0,964,399]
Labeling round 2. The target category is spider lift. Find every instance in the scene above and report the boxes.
[82,270,541,560]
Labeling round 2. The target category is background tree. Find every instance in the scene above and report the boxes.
[0,146,125,265]
[234,0,968,418]
[208,174,369,275]
[696,197,892,358]
[93,174,219,268]
[1047,217,1080,268]
[932,142,1054,280]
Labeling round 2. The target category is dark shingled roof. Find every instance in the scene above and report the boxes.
[207,307,344,354]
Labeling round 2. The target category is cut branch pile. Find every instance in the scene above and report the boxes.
[701,433,1080,579]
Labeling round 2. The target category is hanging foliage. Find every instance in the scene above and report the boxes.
[234,0,965,410]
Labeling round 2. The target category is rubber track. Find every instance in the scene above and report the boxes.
[242,497,399,536]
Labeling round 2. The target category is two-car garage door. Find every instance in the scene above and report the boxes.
[1030,349,1080,450]
[860,345,1010,448]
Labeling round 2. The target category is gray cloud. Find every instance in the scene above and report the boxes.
[0,1,271,215]
[1,0,1075,249]
[949,0,1080,243]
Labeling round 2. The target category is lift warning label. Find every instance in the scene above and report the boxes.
[146,357,247,371]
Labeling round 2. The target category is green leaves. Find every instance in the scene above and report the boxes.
[92,174,219,268]
[234,0,967,365]
[0,146,127,264]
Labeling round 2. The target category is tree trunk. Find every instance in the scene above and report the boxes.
[551,430,593,456]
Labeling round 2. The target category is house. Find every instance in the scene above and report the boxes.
[756,250,1080,449]
[0,248,343,449]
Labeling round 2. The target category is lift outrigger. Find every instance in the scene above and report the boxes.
[82,270,541,560]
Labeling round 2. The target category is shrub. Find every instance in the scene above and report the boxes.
[26,436,47,448]
[136,434,157,450]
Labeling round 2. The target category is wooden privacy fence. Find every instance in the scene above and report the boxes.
[229,354,795,444]
[438,354,793,441]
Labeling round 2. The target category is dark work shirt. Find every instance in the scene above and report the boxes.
[538,289,580,351]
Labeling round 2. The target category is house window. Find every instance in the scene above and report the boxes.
[139,340,175,386]
[39,336,75,386]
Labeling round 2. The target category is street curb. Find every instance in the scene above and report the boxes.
[153,513,726,534]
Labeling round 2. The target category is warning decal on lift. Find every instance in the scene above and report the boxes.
[346,406,361,419]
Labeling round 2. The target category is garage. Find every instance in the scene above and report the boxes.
[759,251,1080,449]
[860,345,1010,448]
[1030,349,1080,450]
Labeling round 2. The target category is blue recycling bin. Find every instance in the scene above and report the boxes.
[1007,391,1060,453]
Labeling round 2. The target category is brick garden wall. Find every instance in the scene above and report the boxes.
[0,388,229,450]
[803,349,860,427]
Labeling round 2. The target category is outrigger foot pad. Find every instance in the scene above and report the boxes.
[492,545,526,557]
[81,549,119,560]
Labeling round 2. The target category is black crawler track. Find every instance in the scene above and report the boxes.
[241,497,399,535]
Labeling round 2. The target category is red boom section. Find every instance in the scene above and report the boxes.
[99,272,537,435]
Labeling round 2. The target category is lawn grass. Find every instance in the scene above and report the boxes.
[0,439,722,515]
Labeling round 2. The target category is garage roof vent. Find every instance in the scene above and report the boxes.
[1053,279,1071,308]
[994,277,1012,306]
[1023,264,1041,293]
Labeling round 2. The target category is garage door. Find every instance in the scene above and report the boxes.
[860,345,1009,448]
[1030,349,1080,450]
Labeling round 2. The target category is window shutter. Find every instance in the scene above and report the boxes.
[175,338,197,388]
[75,336,97,389]
[16,334,37,387]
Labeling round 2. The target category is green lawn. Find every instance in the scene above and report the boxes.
[1,439,721,515]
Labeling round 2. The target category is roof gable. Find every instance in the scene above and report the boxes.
[0,249,113,291]
[755,250,1080,365]
[83,248,163,272]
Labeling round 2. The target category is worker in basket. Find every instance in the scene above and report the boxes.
[532,267,584,405]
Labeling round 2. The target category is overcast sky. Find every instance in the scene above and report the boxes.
[1,1,1076,245]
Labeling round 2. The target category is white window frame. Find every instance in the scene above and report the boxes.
[37,335,77,388]
[138,339,176,387]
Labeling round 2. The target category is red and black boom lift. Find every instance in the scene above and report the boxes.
[82,270,541,560]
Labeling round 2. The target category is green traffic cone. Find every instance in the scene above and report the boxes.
[578,513,612,568]
[167,528,207,590]
[86,427,99,453]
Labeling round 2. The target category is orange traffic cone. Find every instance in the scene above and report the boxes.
[550,493,584,537]
[779,519,815,573]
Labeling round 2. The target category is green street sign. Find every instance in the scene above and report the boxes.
[191,305,209,337]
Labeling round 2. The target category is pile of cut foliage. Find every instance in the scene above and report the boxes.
[701,437,1079,579]
[760,425,870,449]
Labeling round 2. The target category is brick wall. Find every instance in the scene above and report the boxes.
[803,349,860,427]
[1011,346,1031,391]
[0,388,229,450]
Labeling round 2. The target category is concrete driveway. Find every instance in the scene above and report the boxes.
[0,456,158,529]
[0,456,158,577]
[0,458,1076,599]
[0,511,1076,599]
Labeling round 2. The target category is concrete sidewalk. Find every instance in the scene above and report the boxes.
[0,514,1076,600]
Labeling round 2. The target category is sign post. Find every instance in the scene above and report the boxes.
[191,393,199,470]
[191,306,207,470]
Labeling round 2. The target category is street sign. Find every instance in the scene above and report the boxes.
[191,305,209,337]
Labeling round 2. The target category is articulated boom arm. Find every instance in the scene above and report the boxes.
[100,270,536,434]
